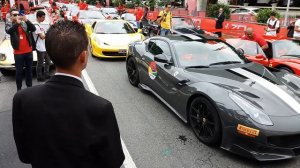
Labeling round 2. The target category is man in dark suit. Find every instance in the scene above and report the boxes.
[12,20,125,168]
[215,8,225,37]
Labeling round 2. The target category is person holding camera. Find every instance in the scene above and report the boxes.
[157,3,172,36]
[5,9,36,91]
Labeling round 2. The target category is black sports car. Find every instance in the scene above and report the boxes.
[147,16,206,36]
[126,34,300,161]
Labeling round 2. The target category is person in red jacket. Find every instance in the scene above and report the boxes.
[82,1,88,10]
[1,2,10,23]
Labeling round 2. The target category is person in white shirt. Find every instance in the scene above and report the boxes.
[265,11,280,36]
[293,18,300,40]
[34,10,51,81]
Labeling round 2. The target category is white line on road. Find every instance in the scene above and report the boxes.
[82,69,137,168]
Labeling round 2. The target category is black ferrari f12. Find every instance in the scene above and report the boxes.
[126,34,300,161]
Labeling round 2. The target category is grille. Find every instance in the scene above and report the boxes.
[102,52,126,56]
[268,134,300,148]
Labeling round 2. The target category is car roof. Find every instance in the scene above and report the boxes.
[155,34,218,42]
[95,19,126,23]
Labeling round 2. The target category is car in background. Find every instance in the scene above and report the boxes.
[77,10,105,25]
[121,13,138,31]
[227,39,300,76]
[231,7,260,16]
[147,16,215,37]
[126,34,300,161]
[86,20,144,58]
[100,7,120,19]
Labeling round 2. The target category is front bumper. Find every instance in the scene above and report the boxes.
[221,112,300,161]
[91,42,127,58]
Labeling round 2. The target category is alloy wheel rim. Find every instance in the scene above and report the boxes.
[190,102,215,140]
[127,60,137,83]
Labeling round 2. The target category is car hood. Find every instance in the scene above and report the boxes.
[93,33,141,46]
[80,19,103,25]
[185,63,300,117]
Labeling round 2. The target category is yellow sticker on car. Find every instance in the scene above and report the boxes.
[237,124,260,137]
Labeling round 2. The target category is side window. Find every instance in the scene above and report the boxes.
[148,40,155,52]
[264,42,273,59]
[155,40,171,58]
[92,22,97,30]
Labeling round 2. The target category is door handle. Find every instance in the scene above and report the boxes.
[177,79,190,86]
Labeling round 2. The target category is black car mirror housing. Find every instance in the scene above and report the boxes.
[236,48,244,55]
[154,54,171,64]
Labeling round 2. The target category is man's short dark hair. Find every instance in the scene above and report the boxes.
[165,3,171,7]
[270,11,276,17]
[36,11,45,18]
[46,20,88,69]
[10,8,18,14]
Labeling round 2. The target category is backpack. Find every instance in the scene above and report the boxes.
[30,24,40,51]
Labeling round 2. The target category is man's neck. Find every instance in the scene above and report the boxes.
[56,67,82,78]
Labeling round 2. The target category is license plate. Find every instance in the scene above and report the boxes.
[119,49,127,53]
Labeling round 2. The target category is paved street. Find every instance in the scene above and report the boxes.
[1,52,300,167]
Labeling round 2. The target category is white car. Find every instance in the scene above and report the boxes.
[231,7,260,16]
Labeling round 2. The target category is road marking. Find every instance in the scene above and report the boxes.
[82,69,137,168]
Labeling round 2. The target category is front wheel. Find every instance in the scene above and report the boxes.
[189,97,221,146]
[126,57,139,86]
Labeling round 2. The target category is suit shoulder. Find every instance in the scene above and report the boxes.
[14,85,45,99]
[84,90,112,107]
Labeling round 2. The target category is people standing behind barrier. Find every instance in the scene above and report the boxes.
[96,1,102,8]
[134,5,143,28]
[294,18,300,40]
[287,21,295,38]
[19,3,25,15]
[241,27,269,50]
[215,8,225,37]
[34,11,51,82]
[29,0,34,8]
[12,20,125,168]
[265,12,280,36]
[1,2,10,23]
[5,9,36,91]
[157,3,172,36]
[140,3,149,28]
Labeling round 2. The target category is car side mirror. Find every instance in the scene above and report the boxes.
[154,54,169,63]
[255,54,266,60]
[236,48,244,55]
[121,17,124,20]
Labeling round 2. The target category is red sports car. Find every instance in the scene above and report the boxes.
[226,39,300,76]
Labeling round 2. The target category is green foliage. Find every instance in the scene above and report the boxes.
[157,0,171,7]
[206,3,230,19]
[256,9,281,24]
[125,2,135,9]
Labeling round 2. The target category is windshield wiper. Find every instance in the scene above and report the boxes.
[185,65,210,69]
[209,61,241,66]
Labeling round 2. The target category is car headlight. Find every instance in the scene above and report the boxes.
[229,93,273,126]
[0,54,6,61]
[95,38,109,46]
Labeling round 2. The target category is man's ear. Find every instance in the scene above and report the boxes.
[79,50,88,64]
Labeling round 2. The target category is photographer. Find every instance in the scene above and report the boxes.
[157,3,172,36]
[5,9,36,91]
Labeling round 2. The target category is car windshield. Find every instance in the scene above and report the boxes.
[172,18,194,29]
[102,8,117,14]
[273,40,300,58]
[173,40,246,67]
[123,14,136,21]
[226,39,265,56]
[79,11,105,19]
[66,5,79,16]
[95,21,135,34]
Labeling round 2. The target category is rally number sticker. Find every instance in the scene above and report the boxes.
[148,61,158,80]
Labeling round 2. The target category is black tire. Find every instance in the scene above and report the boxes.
[0,69,13,76]
[278,66,293,74]
[189,97,222,146]
[126,57,139,86]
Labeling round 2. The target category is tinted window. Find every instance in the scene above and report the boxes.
[173,40,246,67]
[102,8,118,14]
[149,40,171,58]
[95,21,135,34]
[272,40,300,58]
[226,39,265,56]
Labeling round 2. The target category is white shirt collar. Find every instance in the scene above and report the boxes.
[55,72,83,83]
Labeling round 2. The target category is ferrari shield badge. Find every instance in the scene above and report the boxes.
[148,61,158,80]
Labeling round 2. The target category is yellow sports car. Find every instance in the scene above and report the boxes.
[85,20,144,58]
